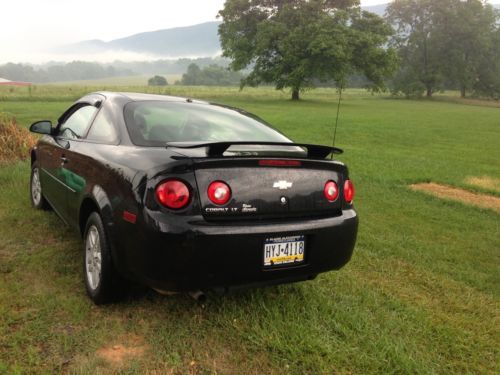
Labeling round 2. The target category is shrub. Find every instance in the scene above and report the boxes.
[0,115,37,165]
[390,69,427,99]
[148,75,168,86]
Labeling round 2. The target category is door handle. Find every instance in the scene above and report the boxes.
[60,156,69,164]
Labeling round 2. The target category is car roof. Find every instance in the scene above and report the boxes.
[92,91,209,104]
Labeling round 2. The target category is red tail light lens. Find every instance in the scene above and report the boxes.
[344,179,355,204]
[156,180,191,209]
[324,181,339,202]
[208,181,231,205]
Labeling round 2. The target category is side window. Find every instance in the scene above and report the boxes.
[59,105,97,139]
[86,109,118,143]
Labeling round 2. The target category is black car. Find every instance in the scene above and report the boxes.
[29,92,358,304]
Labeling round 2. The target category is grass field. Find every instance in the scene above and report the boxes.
[0,86,499,374]
[48,74,183,87]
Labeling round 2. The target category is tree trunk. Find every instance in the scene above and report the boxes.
[460,85,466,98]
[423,36,431,98]
[291,89,300,101]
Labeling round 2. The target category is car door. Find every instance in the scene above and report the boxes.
[64,101,120,228]
[47,103,99,222]
[37,135,67,216]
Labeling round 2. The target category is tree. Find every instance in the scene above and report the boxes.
[387,0,500,98]
[441,1,498,98]
[218,0,396,100]
[387,0,448,97]
[180,63,202,85]
[147,75,168,86]
[473,26,500,100]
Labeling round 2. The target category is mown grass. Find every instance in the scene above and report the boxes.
[0,86,498,374]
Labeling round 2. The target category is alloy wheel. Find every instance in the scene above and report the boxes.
[85,225,102,290]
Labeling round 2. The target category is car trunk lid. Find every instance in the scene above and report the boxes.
[191,157,347,221]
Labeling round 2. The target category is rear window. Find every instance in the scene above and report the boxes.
[123,101,291,147]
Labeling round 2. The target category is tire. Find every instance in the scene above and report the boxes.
[30,162,50,210]
[83,212,128,304]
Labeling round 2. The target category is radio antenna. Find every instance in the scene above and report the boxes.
[331,83,343,160]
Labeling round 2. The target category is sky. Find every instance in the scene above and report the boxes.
[0,0,498,64]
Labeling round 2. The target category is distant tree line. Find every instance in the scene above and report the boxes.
[0,62,135,83]
[0,57,230,83]
[112,57,230,75]
[179,63,245,86]
[179,65,385,88]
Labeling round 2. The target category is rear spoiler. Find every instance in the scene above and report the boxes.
[166,141,343,159]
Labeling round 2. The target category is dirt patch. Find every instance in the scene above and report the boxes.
[455,98,500,108]
[96,334,147,367]
[432,96,500,108]
[465,176,500,193]
[410,182,500,213]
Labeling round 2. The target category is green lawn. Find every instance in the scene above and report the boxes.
[0,87,498,374]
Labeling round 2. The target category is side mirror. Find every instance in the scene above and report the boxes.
[29,120,53,135]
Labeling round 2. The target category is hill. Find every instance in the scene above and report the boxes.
[59,21,222,59]
[108,22,221,57]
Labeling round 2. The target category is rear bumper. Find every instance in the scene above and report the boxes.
[115,209,358,291]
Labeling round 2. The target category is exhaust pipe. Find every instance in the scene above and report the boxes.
[188,290,207,304]
[153,288,179,296]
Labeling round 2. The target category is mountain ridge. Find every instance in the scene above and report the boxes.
[60,21,221,58]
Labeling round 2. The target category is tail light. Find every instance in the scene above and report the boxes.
[259,160,302,167]
[344,179,355,204]
[156,180,191,209]
[208,181,231,205]
[324,181,339,202]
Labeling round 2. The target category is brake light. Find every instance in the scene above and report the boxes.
[344,179,355,204]
[208,181,231,205]
[156,180,191,209]
[259,160,302,167]
[324,181,339,202]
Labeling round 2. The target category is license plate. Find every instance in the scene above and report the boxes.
[263,235,305,267]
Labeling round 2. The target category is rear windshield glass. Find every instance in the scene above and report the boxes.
[123,101,291,147]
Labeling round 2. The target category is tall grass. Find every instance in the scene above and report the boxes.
[0,115,37,164]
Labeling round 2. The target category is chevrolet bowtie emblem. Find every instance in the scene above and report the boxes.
[273,180,293,190]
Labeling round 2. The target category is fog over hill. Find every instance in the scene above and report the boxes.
[56,4,393,61]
